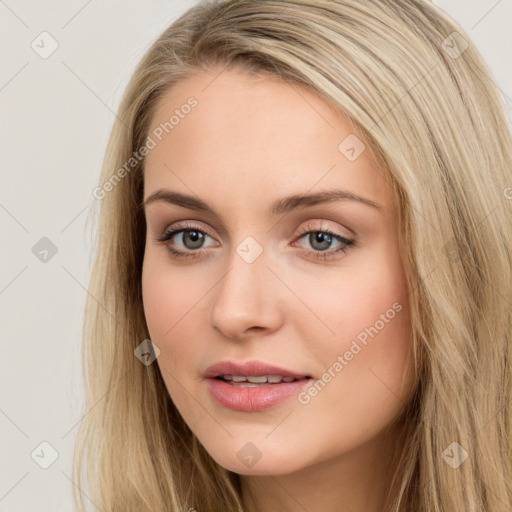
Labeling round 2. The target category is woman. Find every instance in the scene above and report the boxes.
[75,1,512,510]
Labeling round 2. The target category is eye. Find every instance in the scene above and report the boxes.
[154,222,217,260]
[292,221,355,261]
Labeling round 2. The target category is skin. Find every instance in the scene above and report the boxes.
[141,66,417,512]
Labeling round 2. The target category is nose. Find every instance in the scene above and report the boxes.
[209,245,283,341]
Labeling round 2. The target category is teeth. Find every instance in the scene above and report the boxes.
[247,376,268,383]
[221,375,299,384]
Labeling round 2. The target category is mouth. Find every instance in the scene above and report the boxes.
[203,361,314,412]
[203,361,313,413]
[212,374,312,387]
[206,375,313,412]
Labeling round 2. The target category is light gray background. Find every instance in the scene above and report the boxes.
[0,1,511,510]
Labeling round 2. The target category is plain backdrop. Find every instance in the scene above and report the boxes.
[0,1,511,510]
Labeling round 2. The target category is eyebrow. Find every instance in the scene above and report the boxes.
[142,188,383,216]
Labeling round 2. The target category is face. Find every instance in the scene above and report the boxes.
[141,66,415,476]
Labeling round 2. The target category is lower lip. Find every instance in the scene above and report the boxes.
[206,378,312,412]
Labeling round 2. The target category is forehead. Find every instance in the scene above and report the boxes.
[143,67,392,215]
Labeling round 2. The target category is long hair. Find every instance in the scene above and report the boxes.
[73,1,512,510]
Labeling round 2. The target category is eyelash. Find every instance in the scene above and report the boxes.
[154,221,355,262]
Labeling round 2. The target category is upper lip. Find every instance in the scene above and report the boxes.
[203,360,312,379]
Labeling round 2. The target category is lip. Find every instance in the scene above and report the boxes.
[204,360,313,412]
[203,360,311,379]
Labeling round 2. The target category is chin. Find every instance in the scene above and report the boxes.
[202,440,308,476]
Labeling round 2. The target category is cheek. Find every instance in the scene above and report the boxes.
[142,255,192,384]
[141,252,205,340]
[141,252,210,407]
[294,252,413,427]
[291,249,410,360]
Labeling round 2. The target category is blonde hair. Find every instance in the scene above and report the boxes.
[74,1,512,510]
